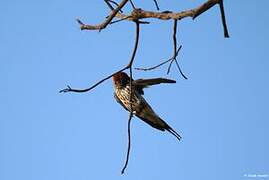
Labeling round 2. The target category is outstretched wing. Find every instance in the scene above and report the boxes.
[133,78,176,95]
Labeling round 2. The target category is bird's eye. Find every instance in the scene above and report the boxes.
[121,78,127,86]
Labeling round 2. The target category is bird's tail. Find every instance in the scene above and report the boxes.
[166,125,182,141]
[159,117,181,141]
[136,105,182,141]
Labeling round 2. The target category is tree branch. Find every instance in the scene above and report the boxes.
[60,21,140,94]
[104,0,123,12]
[218,0,229,38]
[77,0,129,31]
[153,0,160,10]
[136,20,187,79]
[113,0,229,38]
[121,112,133,174]
[59,67,128,93]
[167,20,187,79]
[121,21,140,174]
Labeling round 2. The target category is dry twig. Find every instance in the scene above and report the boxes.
[153,0,160,10]
[136,20,187,79]
[77,0,229,38]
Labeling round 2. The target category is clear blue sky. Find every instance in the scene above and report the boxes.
[1,0,268,179]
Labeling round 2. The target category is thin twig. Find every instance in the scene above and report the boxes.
[218,0,229,38]
[110,16,131,25]
[121,68,133,175]
[135,46,182,72]
[59,67,128,93]
[121,112,133,174]
[107,0,229,38]
[105,0,123,12]
[77,0,128,30]
[135,58,172,71]
[167,19,179,74]
[129,0,136,9]
[121,21,140,174]
[135,20,187,79]
[153,0,160,10]
[127,22,140,67]
[167,20,187,79]
[174,57,188,80]
[59,22,140,94]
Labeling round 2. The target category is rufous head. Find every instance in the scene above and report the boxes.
[112,72,130,88]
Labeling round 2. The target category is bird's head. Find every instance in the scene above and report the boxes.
[112,72,130,88]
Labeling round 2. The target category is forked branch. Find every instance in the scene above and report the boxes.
[77,0,128,30]
[77,0,229,38]
[136,20,187,79]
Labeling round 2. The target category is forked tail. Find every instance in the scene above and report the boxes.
[166,125,182,141]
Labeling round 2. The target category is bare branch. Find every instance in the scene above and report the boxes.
[218,0,229,38]
[114,0,229,38]
[121,112,133,174]
[110,15,132,25]
[167,19,179,74]
[60,22,140,94]
[135,58,172,71]
[153,0,160,10]
[104,0,123,12]
[77,0,229,37]
[121,22,140,174]
[174,57,188,80]
[136,20,187,79]
[167,20,187,79]
[127,22,140,67]
[77,0,129,31]
[59,67,128,93]
[129,0,136,9]
[192,0,219,19]
[135,46,181,72]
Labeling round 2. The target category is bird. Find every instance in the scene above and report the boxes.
[112,72,181,141]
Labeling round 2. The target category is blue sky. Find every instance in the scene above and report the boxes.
[1,0,268,180]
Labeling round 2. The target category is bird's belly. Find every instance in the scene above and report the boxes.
[116,89,142,114]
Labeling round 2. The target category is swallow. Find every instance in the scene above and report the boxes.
[112,72,181,141]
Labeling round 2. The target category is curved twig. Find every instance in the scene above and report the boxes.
[121,112,133,174]
[121,21,140,175]
[136,20,187,79]
[59,22,140,94]
[59,67,128,93]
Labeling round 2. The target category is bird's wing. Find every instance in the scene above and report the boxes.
[133,78,176,87]
[114,93,128,111]
[133,78,176,94]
